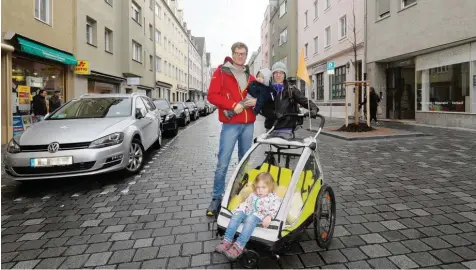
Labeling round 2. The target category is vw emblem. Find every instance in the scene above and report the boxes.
[48,142,60,153]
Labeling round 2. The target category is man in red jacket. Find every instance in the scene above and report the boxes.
[206,42,257,216]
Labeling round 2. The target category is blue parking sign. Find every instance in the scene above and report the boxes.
[327,62,335,71]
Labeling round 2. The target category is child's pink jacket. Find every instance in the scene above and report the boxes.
[233,192,281,221]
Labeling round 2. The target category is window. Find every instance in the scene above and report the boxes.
[416,62,470,113]
[279,28,288,46]
[131,1,141,23]
[35,0,51,24]
[314,36,318,54]
[339,15,347,39]
[105,0,112,6]
[86,17,96,45]
[105,28,112,52]
[164,61,168,75]
[135,97,147,112]
[155,30,161,45]
[331,66,346,99]
[316,73,324,100]
[132,41,142,62]
[314,0,318,18]
[272,23,275,34]
[164,37,167,49]
[155,3,161,17]
[402,0,416,8]
[149,24,153,40]
[325,26,331,47]
[279,1,287,17]
[304,11,308,27]
[156,56,161,72]
[149,55,153,70]
[142,97,156,111]
[326,0,331,9]
[305,43,308,58]
[378,0,390,18]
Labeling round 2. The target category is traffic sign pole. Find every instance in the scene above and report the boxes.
[327,62,335,121]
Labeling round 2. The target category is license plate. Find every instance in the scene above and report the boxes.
[30,157,73,168]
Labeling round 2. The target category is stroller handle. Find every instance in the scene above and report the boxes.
[267,112,326,136]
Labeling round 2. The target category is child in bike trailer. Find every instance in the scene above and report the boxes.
[215,172,281,260]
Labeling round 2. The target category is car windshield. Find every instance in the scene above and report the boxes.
[48,97,132,119]
[154,100,170,110]
[173,103,184,109]
[186,103,195,109]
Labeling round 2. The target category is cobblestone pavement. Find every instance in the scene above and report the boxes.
[2,112,476,269]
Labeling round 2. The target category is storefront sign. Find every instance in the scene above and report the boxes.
[416,44,470,71]
[312,63,327,74]
[127,77,140,85]
[26,76,43,88]
[13,116,25,136]
[17,85,31,104]
[74,60,90,75]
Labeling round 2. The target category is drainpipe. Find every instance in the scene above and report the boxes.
[362,0,368,111]
[153,8,157,98]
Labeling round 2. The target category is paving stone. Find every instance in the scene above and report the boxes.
[360,244,391,258]
[360,233,388,244]
[422,237,452,249]
[407,252,442,267]
[441,235,472,246]
[381,220,407,230]
[340,235,367,247]
[12,259,40,269]
[133,247,159,261]
[84,252,112,267]
[362,222,388,233]
[450,246,476,260]
[168,256,191,268]
[153,235,176,246]
[63,244,88,256]
[182,242,203,255]
[299,252,325,267]
[17,232,44,242]
[341,247,368,261]
[117,262,141,269]
[35,257,66,269]
[38,247,66,258]
[319,250,348,264]
[133,238,154,248]
[85,242,112,253]
[110,232,132,241]
[11,249,42,261]
[462,260,476,269]
[430,248,464,263]
[191,254,211,267]
[104,225,125,233]
[60,254,90,268]
[345,260,371,269]
[110,240,134,251]
[130,229,153,239]
[108,249,135,264]
[142,258,168,269]
[344,224,370,235]
[279,255,304,269]
[367,257,398,269]
[389,255,419,269]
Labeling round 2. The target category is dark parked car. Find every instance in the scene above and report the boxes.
[153,99,178,137]
[171,102,190,126]
[185,102,199,121]
[195,101,208,116]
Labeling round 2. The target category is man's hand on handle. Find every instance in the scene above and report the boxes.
[234,103,244,114]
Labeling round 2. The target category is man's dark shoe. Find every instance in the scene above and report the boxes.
[207,197,222,216]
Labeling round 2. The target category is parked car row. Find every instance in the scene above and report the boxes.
[4,93,216,181]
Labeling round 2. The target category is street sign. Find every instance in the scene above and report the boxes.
[327,61,335,75]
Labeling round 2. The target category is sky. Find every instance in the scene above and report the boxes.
[178,0,269,67]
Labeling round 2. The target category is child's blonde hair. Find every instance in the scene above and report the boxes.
[252,172,276,193]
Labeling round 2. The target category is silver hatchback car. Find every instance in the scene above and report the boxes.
[5,93,162,181]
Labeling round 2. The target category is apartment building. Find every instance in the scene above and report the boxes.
[204,52,212,95]
[74,0,155,97]
[298,0,364,118]
[188,36,202,101]
[269,0,298,80]
[192,37,210,100]
[248,47,263,76]
[155,0,190,102]
[261,5,271,69]
[1,0,77,144]
[366,0,476,129]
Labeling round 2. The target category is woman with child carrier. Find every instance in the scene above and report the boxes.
[261,61,320,138]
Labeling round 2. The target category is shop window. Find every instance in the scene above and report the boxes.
[331,66,346,99]
[316,73,324,100]
[416,62,470,113]
[35,0,51,24]
[11,56,65,134]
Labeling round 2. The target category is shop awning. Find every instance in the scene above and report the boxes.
[17,37,77,65]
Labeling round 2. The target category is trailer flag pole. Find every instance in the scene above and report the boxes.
[297,48,312,131]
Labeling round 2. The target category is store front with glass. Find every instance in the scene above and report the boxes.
[4,35,77,141]
[415,42,476,128]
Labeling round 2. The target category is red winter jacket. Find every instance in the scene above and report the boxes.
[207,57,256,124]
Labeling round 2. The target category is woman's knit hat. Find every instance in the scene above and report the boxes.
[271,61,288,76]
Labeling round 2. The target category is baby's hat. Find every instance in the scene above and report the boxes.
[256,68,272,86]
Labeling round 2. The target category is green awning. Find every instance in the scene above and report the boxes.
[17,37,77,65]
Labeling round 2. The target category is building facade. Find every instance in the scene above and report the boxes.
[192,36,210,100]
[74,0,156,98]
[261,5,271,69]
[188,36,202,101]
[1,0,77,144]
[366,0,476,129]
[248,47,263,77]
[156,0,190,102]
[298,0,364,118]
[269,0,298,80]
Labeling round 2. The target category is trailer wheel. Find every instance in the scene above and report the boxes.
[314,184,336,249]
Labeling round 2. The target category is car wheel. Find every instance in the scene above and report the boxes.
[125,139,144,174]
[171,120,179,136]
[154,128,162,149]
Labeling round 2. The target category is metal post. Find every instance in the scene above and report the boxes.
[329,74,333,121]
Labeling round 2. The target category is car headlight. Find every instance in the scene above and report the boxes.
[7,139,20,153]
[89,133,124,148]
[165,114,171,121]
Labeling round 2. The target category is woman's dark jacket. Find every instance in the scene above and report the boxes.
[360,91,380,112]
[261,84,319,130]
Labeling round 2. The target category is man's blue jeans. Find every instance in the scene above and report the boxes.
[212,123,254,199]
[224,211,261,249]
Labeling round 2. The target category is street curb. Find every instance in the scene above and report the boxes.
[319,130,430,141]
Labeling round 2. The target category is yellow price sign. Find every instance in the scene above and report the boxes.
[74,60,90,75]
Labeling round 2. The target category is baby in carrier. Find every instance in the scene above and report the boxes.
[224,68,274,119]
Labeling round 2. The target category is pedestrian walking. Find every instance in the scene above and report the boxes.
[31,89,48,122]
[206,42,257,216]
[360,87,381,124]
[260,61,319,138]
[49,90,62,112]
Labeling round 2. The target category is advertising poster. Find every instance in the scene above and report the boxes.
[17,85,31,105]
[13,115,25,136]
